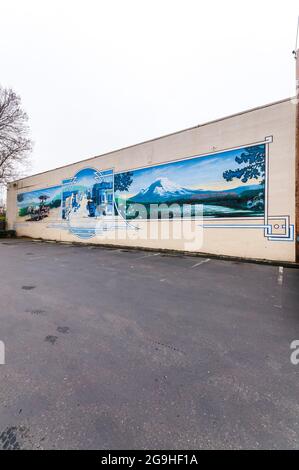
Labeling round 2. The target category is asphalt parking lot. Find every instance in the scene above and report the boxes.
[0,238,299,449]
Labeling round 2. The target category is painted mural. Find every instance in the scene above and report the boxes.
[61,168,114,238]
[14,139,294,242]
[17,144,266,224]
[17,185,62,222]
[114,144,265,220]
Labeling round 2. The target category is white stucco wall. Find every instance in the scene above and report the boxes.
[6,98,296,262]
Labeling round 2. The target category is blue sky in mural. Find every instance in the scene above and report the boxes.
[63,168,113,188]
[17,185,62,207]
[125,147,262,195]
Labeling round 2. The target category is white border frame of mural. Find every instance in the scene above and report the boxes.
[113,135,293,242]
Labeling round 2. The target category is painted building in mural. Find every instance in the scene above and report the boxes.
[6,98,296,262]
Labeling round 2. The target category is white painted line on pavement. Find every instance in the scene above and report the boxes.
[191,258,210,268]
[137,253,160,260]
[277,266,284,285]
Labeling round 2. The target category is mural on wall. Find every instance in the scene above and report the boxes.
[17,185,61,222]
[16,168,115,239]
[114,144,265,220]
[15,138,293,241]
[61,168,114,238]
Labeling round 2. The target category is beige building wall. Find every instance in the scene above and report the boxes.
[6,98,296,262]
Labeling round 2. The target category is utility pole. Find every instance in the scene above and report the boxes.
[294,17,299,261]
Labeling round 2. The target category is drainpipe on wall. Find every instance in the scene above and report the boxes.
[296,49,299,261]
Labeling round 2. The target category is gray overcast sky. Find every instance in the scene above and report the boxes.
[0,0,298,177]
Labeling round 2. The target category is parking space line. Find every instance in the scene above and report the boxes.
[278,266,284,285]
[191,258,210,268]
[137,253,161,260]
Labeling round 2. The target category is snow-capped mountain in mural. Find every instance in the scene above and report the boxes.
[131,178,191,202]
[129,177,262,204]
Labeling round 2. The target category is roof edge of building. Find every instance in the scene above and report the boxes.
[11,96,293,184]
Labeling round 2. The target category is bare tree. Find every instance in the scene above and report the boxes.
[0,86,32,186]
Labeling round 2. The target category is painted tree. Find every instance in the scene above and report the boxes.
[223,145,265,184]
[0,86,32,186]
[38,195,49,206]
[114,171,134,192]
